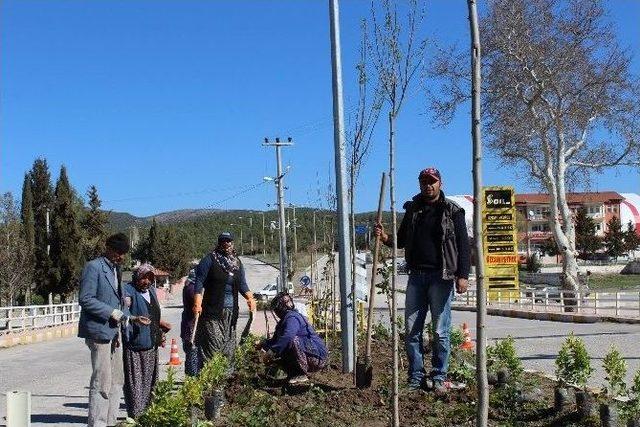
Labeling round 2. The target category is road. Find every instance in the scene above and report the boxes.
[0,257,278,427]
[1,255,638,425]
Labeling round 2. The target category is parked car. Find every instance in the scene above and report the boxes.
[254,283,278,301]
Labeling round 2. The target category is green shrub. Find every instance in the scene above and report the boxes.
[137,368,189,427]
[621,370,640,422]
[602,345,627,399]
[450,325,464,349]
[373,321,390,340]
[227,390,276,427]
[200,352,229,395]
[555,334,593,389]
[487,336,523,382]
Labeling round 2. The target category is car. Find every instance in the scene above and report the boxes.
[254,283,279,301]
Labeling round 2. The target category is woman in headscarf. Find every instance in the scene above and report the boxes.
[192,232,256,362]
[257,292,328,384]
[122,263,171,418]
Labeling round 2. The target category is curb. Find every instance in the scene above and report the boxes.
[452,305,640,324]
[0,324,78,349]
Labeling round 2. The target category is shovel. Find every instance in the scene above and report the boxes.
[356,172,386,389]
[240,310,255,344]
[190,312,200,344]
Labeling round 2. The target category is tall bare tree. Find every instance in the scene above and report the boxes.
[0,193,32,306]
[369,0,427,423]
[346,18,383,384]
[429,0,640,294]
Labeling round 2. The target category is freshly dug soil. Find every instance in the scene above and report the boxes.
[217,335,598,427]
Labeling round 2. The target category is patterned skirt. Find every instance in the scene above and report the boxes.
[196,308,237,362]
[123,346,158,418]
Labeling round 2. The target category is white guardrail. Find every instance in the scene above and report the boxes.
[0,303,81,334]
[454,289,640,318]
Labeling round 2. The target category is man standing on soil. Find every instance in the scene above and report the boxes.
[375,167,470,392]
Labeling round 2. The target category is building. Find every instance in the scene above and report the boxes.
[445,192,640,256]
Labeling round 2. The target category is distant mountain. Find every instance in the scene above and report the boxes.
[106,211,149,231]
[106,208,223,231]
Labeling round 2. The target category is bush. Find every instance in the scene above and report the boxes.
[137,368,190,427]
[373,321,390,340]
[450,325,464,349]
[487,336,523,382]
[555,334,593,389]
[621,370,640,422]
[200,352,229,395]
[602,345,627,399]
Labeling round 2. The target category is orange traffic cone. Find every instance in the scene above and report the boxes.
[460,323,474,351]
[166,338,182,365]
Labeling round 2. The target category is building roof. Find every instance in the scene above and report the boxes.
[515,192,623,205]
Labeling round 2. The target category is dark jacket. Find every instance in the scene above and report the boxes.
[181,279,196,340]
[394,191,471,280]
[264,310,328,361]
[194,252,250,326]
[122,283,161,351]
[78,257,127,341]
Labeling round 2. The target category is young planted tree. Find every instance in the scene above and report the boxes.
[82,185,109,260]
[368,0,427,423]
[29,158,55,299]
[604,216,625,260]
[575,207,602,259]
[50,166,84,301]
[429,0,640,293]
[0,193,33,305]
[346,18,383,385]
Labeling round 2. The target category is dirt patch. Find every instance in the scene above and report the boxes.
[216,335,598,427]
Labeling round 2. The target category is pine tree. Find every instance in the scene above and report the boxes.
[154,227,191,280]
[20,174,35,262]
[29,158,54,299]
[132,218,158,263]
[82,185,109,260]
[50,166,83,301]
[574,207,602,259]
[624,221,640,254]
[604,216,626,260]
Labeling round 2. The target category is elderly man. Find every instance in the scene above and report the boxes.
[78,233,148,427]
[375,167,471,393]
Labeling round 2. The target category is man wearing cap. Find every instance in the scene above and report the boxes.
[193,232,256,362]
[78,233,147,427]
[375,167,471,393]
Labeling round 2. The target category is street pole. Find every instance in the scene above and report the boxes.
[313,210,317,247]
[249,216,254,254]
[261,211,266,256]
[263,137,293,293]
[329,0,354,373]
[292,204,298,256]
[468,1,488,425]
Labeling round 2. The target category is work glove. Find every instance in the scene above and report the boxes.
[193,293,203,315]
[245,291,257,312]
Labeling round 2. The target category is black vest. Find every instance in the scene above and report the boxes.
[202,254,242,325]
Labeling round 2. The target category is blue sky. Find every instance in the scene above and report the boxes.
[1,0,639,217]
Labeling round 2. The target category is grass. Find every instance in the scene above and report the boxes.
[587,274,640,291]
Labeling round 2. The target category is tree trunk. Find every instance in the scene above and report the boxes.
[468,1,488,425]
[389,110,400,427]
[350,168,358,385]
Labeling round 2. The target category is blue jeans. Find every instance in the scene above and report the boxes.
[404,271,454,382]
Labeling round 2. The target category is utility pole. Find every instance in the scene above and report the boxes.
[329,0,354,373]
[46,208,50,256]
[261,211,266,256]
[468,1,488,425]
[249,216,254,254]
[313,210,317,247]
[290,204,298,256]
[263,137,293,293]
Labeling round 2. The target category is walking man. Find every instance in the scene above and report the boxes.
[78,233,146,426]
[375,167,471,392]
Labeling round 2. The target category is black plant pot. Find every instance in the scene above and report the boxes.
[599,403,619,427]
[628,418,640,427]
[487,372,498,386]
[496,368,510,387]
[204,389,225,420]
[554,387,569,412]
[575,390,592,419]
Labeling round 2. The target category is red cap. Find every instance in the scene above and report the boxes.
[419,167,441,181]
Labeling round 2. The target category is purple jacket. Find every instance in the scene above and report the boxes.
[264,310,328,360]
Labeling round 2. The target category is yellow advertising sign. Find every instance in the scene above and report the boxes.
[482,186,519,296]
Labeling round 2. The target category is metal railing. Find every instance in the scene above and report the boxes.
[454,289,640,318]
[0,303,81,334]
